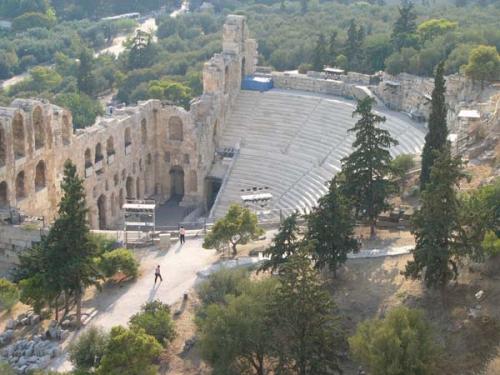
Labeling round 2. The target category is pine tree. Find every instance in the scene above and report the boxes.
[420,61,448,190]
[328,31,338,66]
[271,246,342,375]
[312,34,327,72]
[259,212,302,274]
[341,97,398,238]
[46,160,100,326]
[405,146,465,291]
[344,20,364,71]
[77,48,95,97]
[306,178,359,276]
[391,0,418,51]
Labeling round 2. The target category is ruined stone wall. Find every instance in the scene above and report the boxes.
[0,224,44,265]
[0,15,257,229]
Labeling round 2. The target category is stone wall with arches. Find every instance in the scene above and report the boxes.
[0,15,257,229]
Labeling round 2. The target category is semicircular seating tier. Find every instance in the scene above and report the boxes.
[211,89,426,219]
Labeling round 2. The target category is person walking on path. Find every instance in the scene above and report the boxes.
[179,226,186,244]
[154,265,163,284]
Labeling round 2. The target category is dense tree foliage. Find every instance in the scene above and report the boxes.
[203,204,264,256]
[405,146,466,289]
[420,61,448,190]
[464,45,500,84]
[0,278,19,311]
[307,178,359,275]
[349,306,440,375]
[129,300,176,346]
[341,97,398,238]
[69,326,109,371]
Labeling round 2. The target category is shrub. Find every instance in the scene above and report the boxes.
[129,300,175,346]
[197,268,249,306]
[98,248,139,279]
[69,326,109,371]
[349,306,440,375]
[0,278,19,311]
[0,361,15,375]
[97,326,162,375]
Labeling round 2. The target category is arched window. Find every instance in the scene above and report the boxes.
[106,136,115,156]
[33,107,45,150]
[189,170,198,193]
[168,116,183,141]
[84,149,92,168]
[114,174,119,186]
[146,153,152,166]
[141,119,147,144]
[35,160,46,191]
[126,177,134,199]
[13,113,25,159]
[0,126,6,167]
[136,178,141,199]
[95,143,103,162]
[16,171,25,200]
[224,65,229,94]
[119,189,124,208]
[0,181,8,207]
[111,193,116,217]
[62,115,71,146]
[124,128,131,147]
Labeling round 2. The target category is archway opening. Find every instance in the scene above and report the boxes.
[124,128,131,147]
[16,171,25,200]
[84,149,92,168]
[169,166,185,199]
[35,160,46,191]
[111,193,116,217]
[0,181,8,208]
[97,195,107,230]
[13,113,25,159]
[0,127,5,167]
[141,119,147,144]
[126,176,135,199]
[136,178,141,199]
[241,57,246,82]
[107,136,115,156]
[224,65,229,94]
[62,115,71,146]
[168,117,183,141]
[33,107,45,150]
[95,143,103,162]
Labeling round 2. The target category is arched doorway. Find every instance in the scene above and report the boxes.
[0,181,8,208]
[241,57,246,82]
[97,195,107,230]
[33,107,45,150]
[35,160,46,191]
[136,178,141,199]
[169,166,184,198]
[16,171,25,200]
[126,177,135,199]
[168,117,183,141]
[13,113,25,159]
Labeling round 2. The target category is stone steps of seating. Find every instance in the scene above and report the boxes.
[211,89,426,219]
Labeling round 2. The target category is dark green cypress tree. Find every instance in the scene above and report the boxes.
[420,61,448,190]
[391,0,418,51]
[328,31,338,66]
[405,146,465,291]
[312,34,327,72]
[77,48,95,97]
[341,97,398,238]
[306,178,359,276]
[344,20,364,72]
[46,160,100,326]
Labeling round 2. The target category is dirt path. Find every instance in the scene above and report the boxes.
[49,238,218,371]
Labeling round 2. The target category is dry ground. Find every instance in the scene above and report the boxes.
[162,252,500,375]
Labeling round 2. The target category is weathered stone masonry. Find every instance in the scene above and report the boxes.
[0,15,257,230]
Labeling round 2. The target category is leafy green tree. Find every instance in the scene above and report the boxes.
[12,12,55,31]
[197,268,249,306]
[300,0,309,14]
[483,231,500,257]
[464,45,500,86]
[0,278,19,311]
[459,179,500,260]
[391,0,418,51]
[341,97,398,238]
[391,154,416,193]
[129,300,175,346]
[0,0,49,18]
[77,48,95,97]
[312,34,327,72]
[147,79,192,109]
[417,18,458,42]
[363,34,392,73]
[259,212,302,274]
[420,61,448,190]
[345,20,365,72]
[327,31,338,66]
[335,54,348,70]
[198,278,278,375]
[271,247,342,375]
[98,248,139,279]
[97,326,162,375]
[307,178,359,275]
[349,306,440,375]
[69,326,109,371]
[44,160,101,326]
[405,146,465,290]
[127,31,157,70]
[55,92,103,129]
[203,204,264,256]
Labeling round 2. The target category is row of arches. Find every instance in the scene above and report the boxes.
[0,160,46,207]
[0,111,71,168]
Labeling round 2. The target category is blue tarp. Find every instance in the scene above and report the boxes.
[241,76,273,91]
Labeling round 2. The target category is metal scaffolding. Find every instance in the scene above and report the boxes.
[123,199,156,246]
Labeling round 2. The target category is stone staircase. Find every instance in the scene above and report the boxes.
[211,89,426,219]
